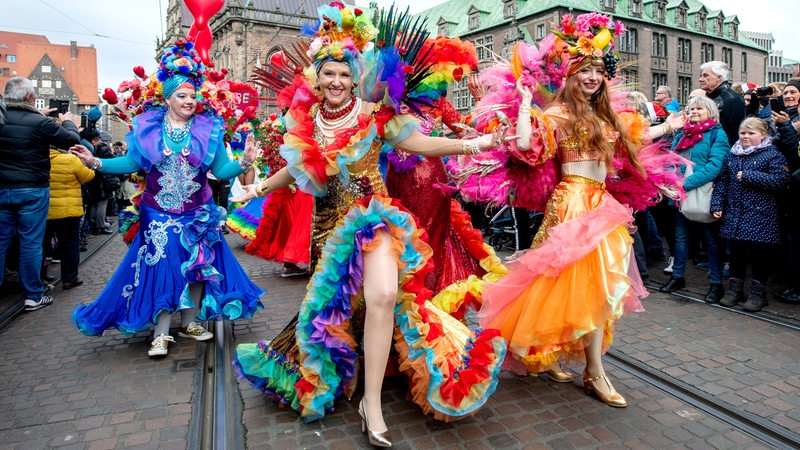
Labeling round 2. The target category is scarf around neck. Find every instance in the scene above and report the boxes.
[675,119,718,152]
[731,135,773,156]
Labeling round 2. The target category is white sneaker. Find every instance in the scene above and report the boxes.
[178,321,213,341]
[663,256,674,274]
[148,334,175,357]
[24,294,53,312]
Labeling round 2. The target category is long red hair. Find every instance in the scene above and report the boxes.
[552,65,644,176]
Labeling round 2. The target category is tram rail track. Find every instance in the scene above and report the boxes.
[611,284,800,449]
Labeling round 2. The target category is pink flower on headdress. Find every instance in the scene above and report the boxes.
[592,49,604,58]
[613,20,626,36]
[329,1,345,9]
[576,12,611,33]
[173,57,193,69]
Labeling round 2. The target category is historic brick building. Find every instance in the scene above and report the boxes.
[0,32,98,114]
[415,0,770,112]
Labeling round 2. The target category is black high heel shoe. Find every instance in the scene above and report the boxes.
[358,399,392,448]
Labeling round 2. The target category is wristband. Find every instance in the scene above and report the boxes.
[90,158,101,170]
[460,139,480,155]
[238,158,253,170]
[254,179,269,197]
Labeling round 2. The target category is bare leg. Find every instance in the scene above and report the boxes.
[361,229,398,433]
[582,327,625,405]
[583,328,605,378]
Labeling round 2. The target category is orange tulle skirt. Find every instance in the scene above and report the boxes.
[478,176,646,373]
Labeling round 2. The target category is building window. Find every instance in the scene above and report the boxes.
[0,67,9,76]
[677,38,692,62]
[741,52,747,74]
[41,80,51,88]
[653,1,666,23]
[678,75,692,105]
[41,65,51,73]
[676,7,687,27]
[474,36,493,62]
[652,72,668,98]
[697,13,707,32]
[31,79,37,87]
[452,78,476,111]
[469,12,480,30]
[651,33,667,58]
[55,80,62,89]
[714,17,723,35]
[630,0,641,15]
[601,0,615,12]
[35,98,45,110]
[701,43,714,63]
[722,47,733,71]
[503,0,516,18]
[619,28,638,53]
[535,24,545,40]
[729,23,738,40]
[438,23,449,36]
[621,67,639,85]
[6,54,15,63]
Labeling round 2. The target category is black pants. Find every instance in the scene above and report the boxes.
[728,239,776,284]
[208,178,230,211]
[44,217,81,283]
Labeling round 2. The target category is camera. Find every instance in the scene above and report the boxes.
[755,86,773,97]
[80,112,88,129]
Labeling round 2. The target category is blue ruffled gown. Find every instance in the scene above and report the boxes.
[72,108,264,336]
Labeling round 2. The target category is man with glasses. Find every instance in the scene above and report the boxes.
[654,85,680,113]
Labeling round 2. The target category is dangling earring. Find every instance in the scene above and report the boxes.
[351,82,358,95]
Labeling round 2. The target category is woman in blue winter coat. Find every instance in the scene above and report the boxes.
[659,96,729,303]
[711,117,790,311]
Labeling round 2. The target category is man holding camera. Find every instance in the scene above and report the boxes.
[0,77,81,311]
[699,61,746,147]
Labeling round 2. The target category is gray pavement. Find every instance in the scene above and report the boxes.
[1,232,799,449]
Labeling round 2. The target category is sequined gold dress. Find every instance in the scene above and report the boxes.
[233,88,506,422]
[478,105,646,373]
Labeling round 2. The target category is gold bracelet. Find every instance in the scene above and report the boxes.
[460,139,480,155]
[255,179,269,197]
[662,122,672,134]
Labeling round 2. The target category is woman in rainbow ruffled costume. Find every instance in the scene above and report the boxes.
[69,41,264,358]
[384,36,505,319]
[231,4,510,447]
[451,13,685,408]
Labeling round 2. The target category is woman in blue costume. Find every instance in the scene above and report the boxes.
[231,4,509,447]
[69,41,264,358]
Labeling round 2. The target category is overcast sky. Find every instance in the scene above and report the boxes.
[1,0,796,94]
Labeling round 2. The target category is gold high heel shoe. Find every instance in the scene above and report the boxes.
[544,366,575,383]
[358,399,392,448]
[582,371,627,408]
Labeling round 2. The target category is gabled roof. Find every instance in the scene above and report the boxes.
[0,31,50,55]
[14,40,98,105]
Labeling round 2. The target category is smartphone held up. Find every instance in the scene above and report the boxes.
[48,99,70,117]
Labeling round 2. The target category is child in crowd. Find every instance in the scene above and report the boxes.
[711,117,790,311]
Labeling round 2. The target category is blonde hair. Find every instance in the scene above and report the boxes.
[739,117,768,135]
[687,96,720,121]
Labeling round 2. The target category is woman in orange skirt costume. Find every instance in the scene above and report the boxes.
[473,13,685,407]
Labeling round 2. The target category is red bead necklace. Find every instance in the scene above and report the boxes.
[320,93,357,121]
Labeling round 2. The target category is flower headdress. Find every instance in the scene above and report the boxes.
[552,12,625,79]
[303,2,377,79]
[157,40,207,98]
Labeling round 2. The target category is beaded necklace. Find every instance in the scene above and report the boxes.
[315,97,362,139]
[164,117,192,142]
[319,93,357,121]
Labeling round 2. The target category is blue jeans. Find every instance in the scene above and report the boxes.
[0,188,50,299]
[672,211,723,284]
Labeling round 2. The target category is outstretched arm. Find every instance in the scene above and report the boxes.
[394,126,514,157]
[229,166,295,203]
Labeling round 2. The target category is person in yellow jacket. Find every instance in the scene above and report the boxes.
[46,146,95,289]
